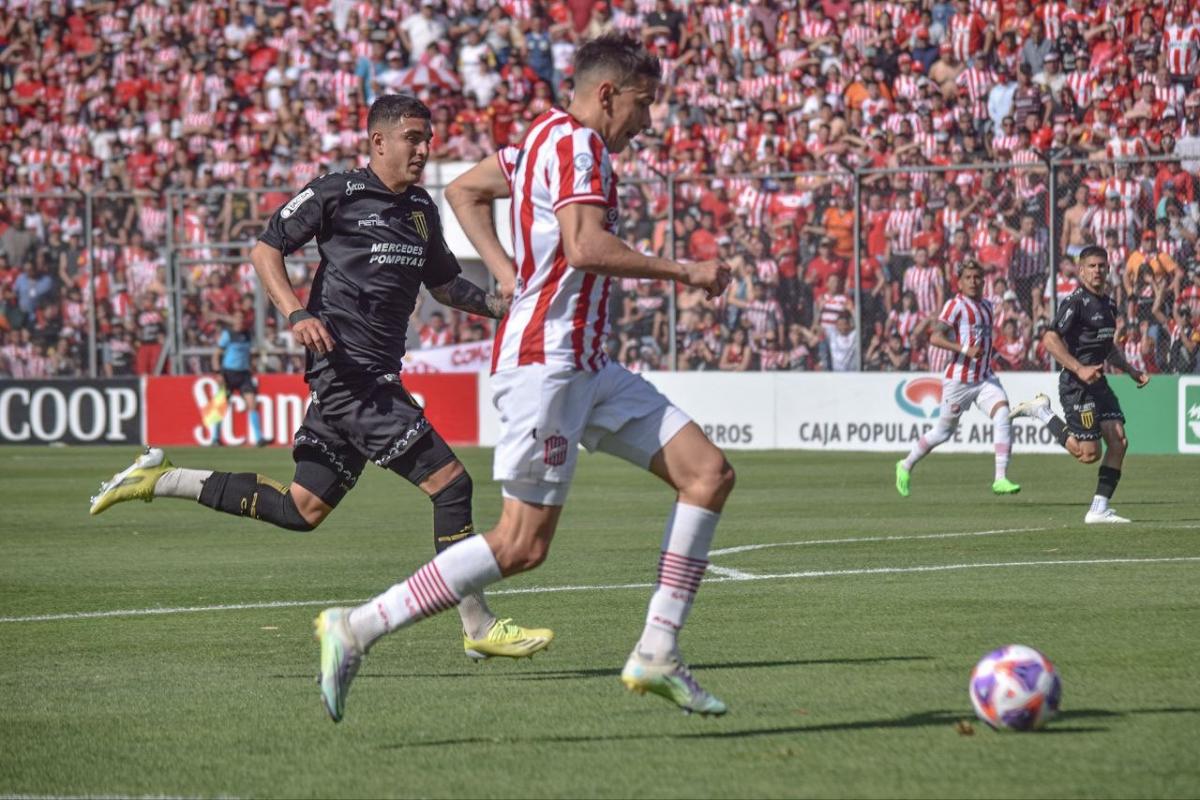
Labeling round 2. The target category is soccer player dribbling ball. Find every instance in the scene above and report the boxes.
[300,33,736,723]
[1011,245,1150,523]
[896,259,1021,497]
[90,94,552,675]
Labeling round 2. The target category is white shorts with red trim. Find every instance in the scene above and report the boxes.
[940,376,1010,420]
[491,361,692,506]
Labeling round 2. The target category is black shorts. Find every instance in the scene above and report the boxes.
[1058,371,1125,442]
[291,373,456,507]
[222,370,257,395]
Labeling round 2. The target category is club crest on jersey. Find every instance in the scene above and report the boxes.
[410,210,429,241]
[573,153,594,172]
[543,434,569,466]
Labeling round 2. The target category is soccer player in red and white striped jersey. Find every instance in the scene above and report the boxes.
[445,34,735,716]
[896,260,1021,498]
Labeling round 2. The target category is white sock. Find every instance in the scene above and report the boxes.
[457,593,495,641]
[902,416,955,471]
[154,468,213,500]
[349,535,502,649]
[1034,404,1055,424]
[1090,494,1108,514]
[637,503,719,661]
[993,407,1012,481]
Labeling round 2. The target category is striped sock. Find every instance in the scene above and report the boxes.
[637,503,720,660]
[349,535,501,649]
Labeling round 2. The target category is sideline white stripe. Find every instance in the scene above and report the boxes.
[709,526,1050,556]
[710,523,1200,557]
[2,557,1197,625]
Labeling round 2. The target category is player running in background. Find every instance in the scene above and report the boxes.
[89,94,552,664]
[896,260,1021,497]
[310,34,735,723]
[1011,245,1149,523]
[209,310,265,446]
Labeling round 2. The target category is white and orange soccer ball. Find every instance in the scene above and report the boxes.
[968,644,1062,731]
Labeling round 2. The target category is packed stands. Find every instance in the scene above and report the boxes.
[1,0,1199,378]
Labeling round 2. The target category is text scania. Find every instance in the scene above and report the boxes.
[368,242,425,265]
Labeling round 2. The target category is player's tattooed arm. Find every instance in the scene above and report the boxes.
[428,277,509,319]
[1105,344,1150,387]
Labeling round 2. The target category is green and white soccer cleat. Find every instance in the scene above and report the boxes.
[991,478,1021,495]
[89,447,174,515]
[621,650,728,716]
[313,608,364,723]
[1010,392,1051,420]
[895,461,911,497]
[463,617,554,661]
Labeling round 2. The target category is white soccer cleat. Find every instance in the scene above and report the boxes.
[1010,392,1051,420]
[1084,508,1130,524]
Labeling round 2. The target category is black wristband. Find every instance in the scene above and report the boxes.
[288,309,315,326]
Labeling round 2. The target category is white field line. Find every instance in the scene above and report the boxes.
[709,526,1051,556]
[2,556,1198,625]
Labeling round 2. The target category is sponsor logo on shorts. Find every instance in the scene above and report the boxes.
[543,434,569,466]
[280,188,314,219]
[1079,401,1096,429]
[345,181,366,196]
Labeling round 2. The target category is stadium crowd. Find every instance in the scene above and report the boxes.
[2,0,1200,379]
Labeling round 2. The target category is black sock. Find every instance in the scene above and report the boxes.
[1096,466,1121,500]
[1047,416,1070,448]
[198,472,313,531]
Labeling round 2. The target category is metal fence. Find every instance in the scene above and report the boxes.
[2,157,1198,379]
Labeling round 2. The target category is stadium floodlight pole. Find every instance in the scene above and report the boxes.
[666,174,677,371]
[85,191,97,378]
[852,170,863,372]
[1046,154,1059,375]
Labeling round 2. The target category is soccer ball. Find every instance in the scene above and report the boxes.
[968,644,1061,731]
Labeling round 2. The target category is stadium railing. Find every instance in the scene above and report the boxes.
[4,159,1198,379]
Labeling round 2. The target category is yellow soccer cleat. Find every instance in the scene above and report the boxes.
[89,447,174,516]
[463,617,554,661]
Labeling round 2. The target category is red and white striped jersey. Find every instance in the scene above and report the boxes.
[493,110,618,374]
[1065,69,1094,107]
[904,264,943,315]
[1165,24,1200,76]
[938,294,995,383]
[1087,207,1137,249]
[886,207,922,253]
[1106,135,1148,160]
[887,308,921,349]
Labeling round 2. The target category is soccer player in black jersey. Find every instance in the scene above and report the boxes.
[90,94,552,666]
[1012,245,1150,523]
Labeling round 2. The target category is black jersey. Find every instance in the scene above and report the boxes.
[259,166,460,384]
[1052,286,1119,367]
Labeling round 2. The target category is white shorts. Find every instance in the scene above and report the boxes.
[491,361,692,506]
[941,376,1009,420]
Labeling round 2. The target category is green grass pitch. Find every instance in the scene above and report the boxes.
[1,446,1198,799]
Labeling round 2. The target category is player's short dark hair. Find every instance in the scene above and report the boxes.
[1078,245,1108,263]
[957,258,984,276]
[573,33,662,89]
[367,94,431,132]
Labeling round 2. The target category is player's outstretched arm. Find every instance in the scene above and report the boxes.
[1042,329,1098,383]
[558,204,730,298]
[445,156,517,296]
[928,321,980,358]
[250,241,334,355]
[427,276,509,319]
[1105,345,1150,387]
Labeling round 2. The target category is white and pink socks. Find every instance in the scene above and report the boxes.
[993,406,1012,481]
[349,534,502,648]
[637,503,720,661]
